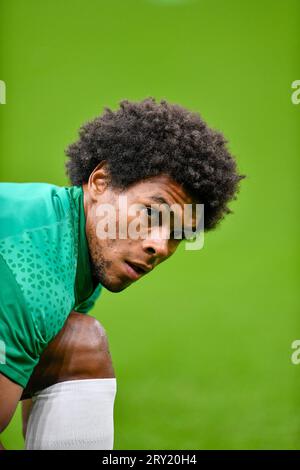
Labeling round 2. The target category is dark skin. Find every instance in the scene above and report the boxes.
[0,165,198,448]
[21,312,115,401]
[83,162,198,292]
[21,312,115,440]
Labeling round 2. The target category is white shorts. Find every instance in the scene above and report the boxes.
[25,378,117,450]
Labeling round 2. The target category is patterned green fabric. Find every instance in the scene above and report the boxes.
[0,182,102,387]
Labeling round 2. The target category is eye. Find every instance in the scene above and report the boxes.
[145,206,154,217]
[143,206,162,225]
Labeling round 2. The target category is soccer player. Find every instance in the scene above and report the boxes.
[0,97,245,449]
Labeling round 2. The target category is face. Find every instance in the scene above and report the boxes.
[83,164,199,292]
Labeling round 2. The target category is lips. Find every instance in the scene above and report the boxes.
[125,260,152,280]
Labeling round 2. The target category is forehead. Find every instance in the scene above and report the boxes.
[123,174,195,205]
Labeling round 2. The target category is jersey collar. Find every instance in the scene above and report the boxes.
[70,185,99,306]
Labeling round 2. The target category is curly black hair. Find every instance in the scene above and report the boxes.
[65,97,245,231]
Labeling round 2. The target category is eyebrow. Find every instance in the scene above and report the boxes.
[149,195,170,206]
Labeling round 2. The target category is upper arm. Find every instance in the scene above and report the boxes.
[0,254,45,426]
[0,373,23,433]
[0,253,45,390]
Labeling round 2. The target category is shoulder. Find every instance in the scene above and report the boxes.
[0,183,81,343]
[0,182,78,240]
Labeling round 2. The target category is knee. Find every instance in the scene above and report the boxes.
[67,312,110,352]
[47,312,116,379]
[64,313,115,378]
[22,313,115,399]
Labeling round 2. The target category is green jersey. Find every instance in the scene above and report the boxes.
[0,182,102,388]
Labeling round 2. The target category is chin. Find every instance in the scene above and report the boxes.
[91,260,131,293]
[101,278,131,293]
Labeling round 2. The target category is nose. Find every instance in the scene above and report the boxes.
[142,228,170,260]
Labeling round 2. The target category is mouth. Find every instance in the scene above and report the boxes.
[124,260,151,280]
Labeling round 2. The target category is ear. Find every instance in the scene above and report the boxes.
[88,161,111,200]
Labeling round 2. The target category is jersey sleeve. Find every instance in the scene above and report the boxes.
[73,284,103,314]
[0,254,47,388]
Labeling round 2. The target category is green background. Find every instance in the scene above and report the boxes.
[1,0,299,450]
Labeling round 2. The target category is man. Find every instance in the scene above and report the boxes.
[22,312,117,450]
[0,97,245,449]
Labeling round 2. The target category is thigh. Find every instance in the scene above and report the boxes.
[21,312,115,399]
